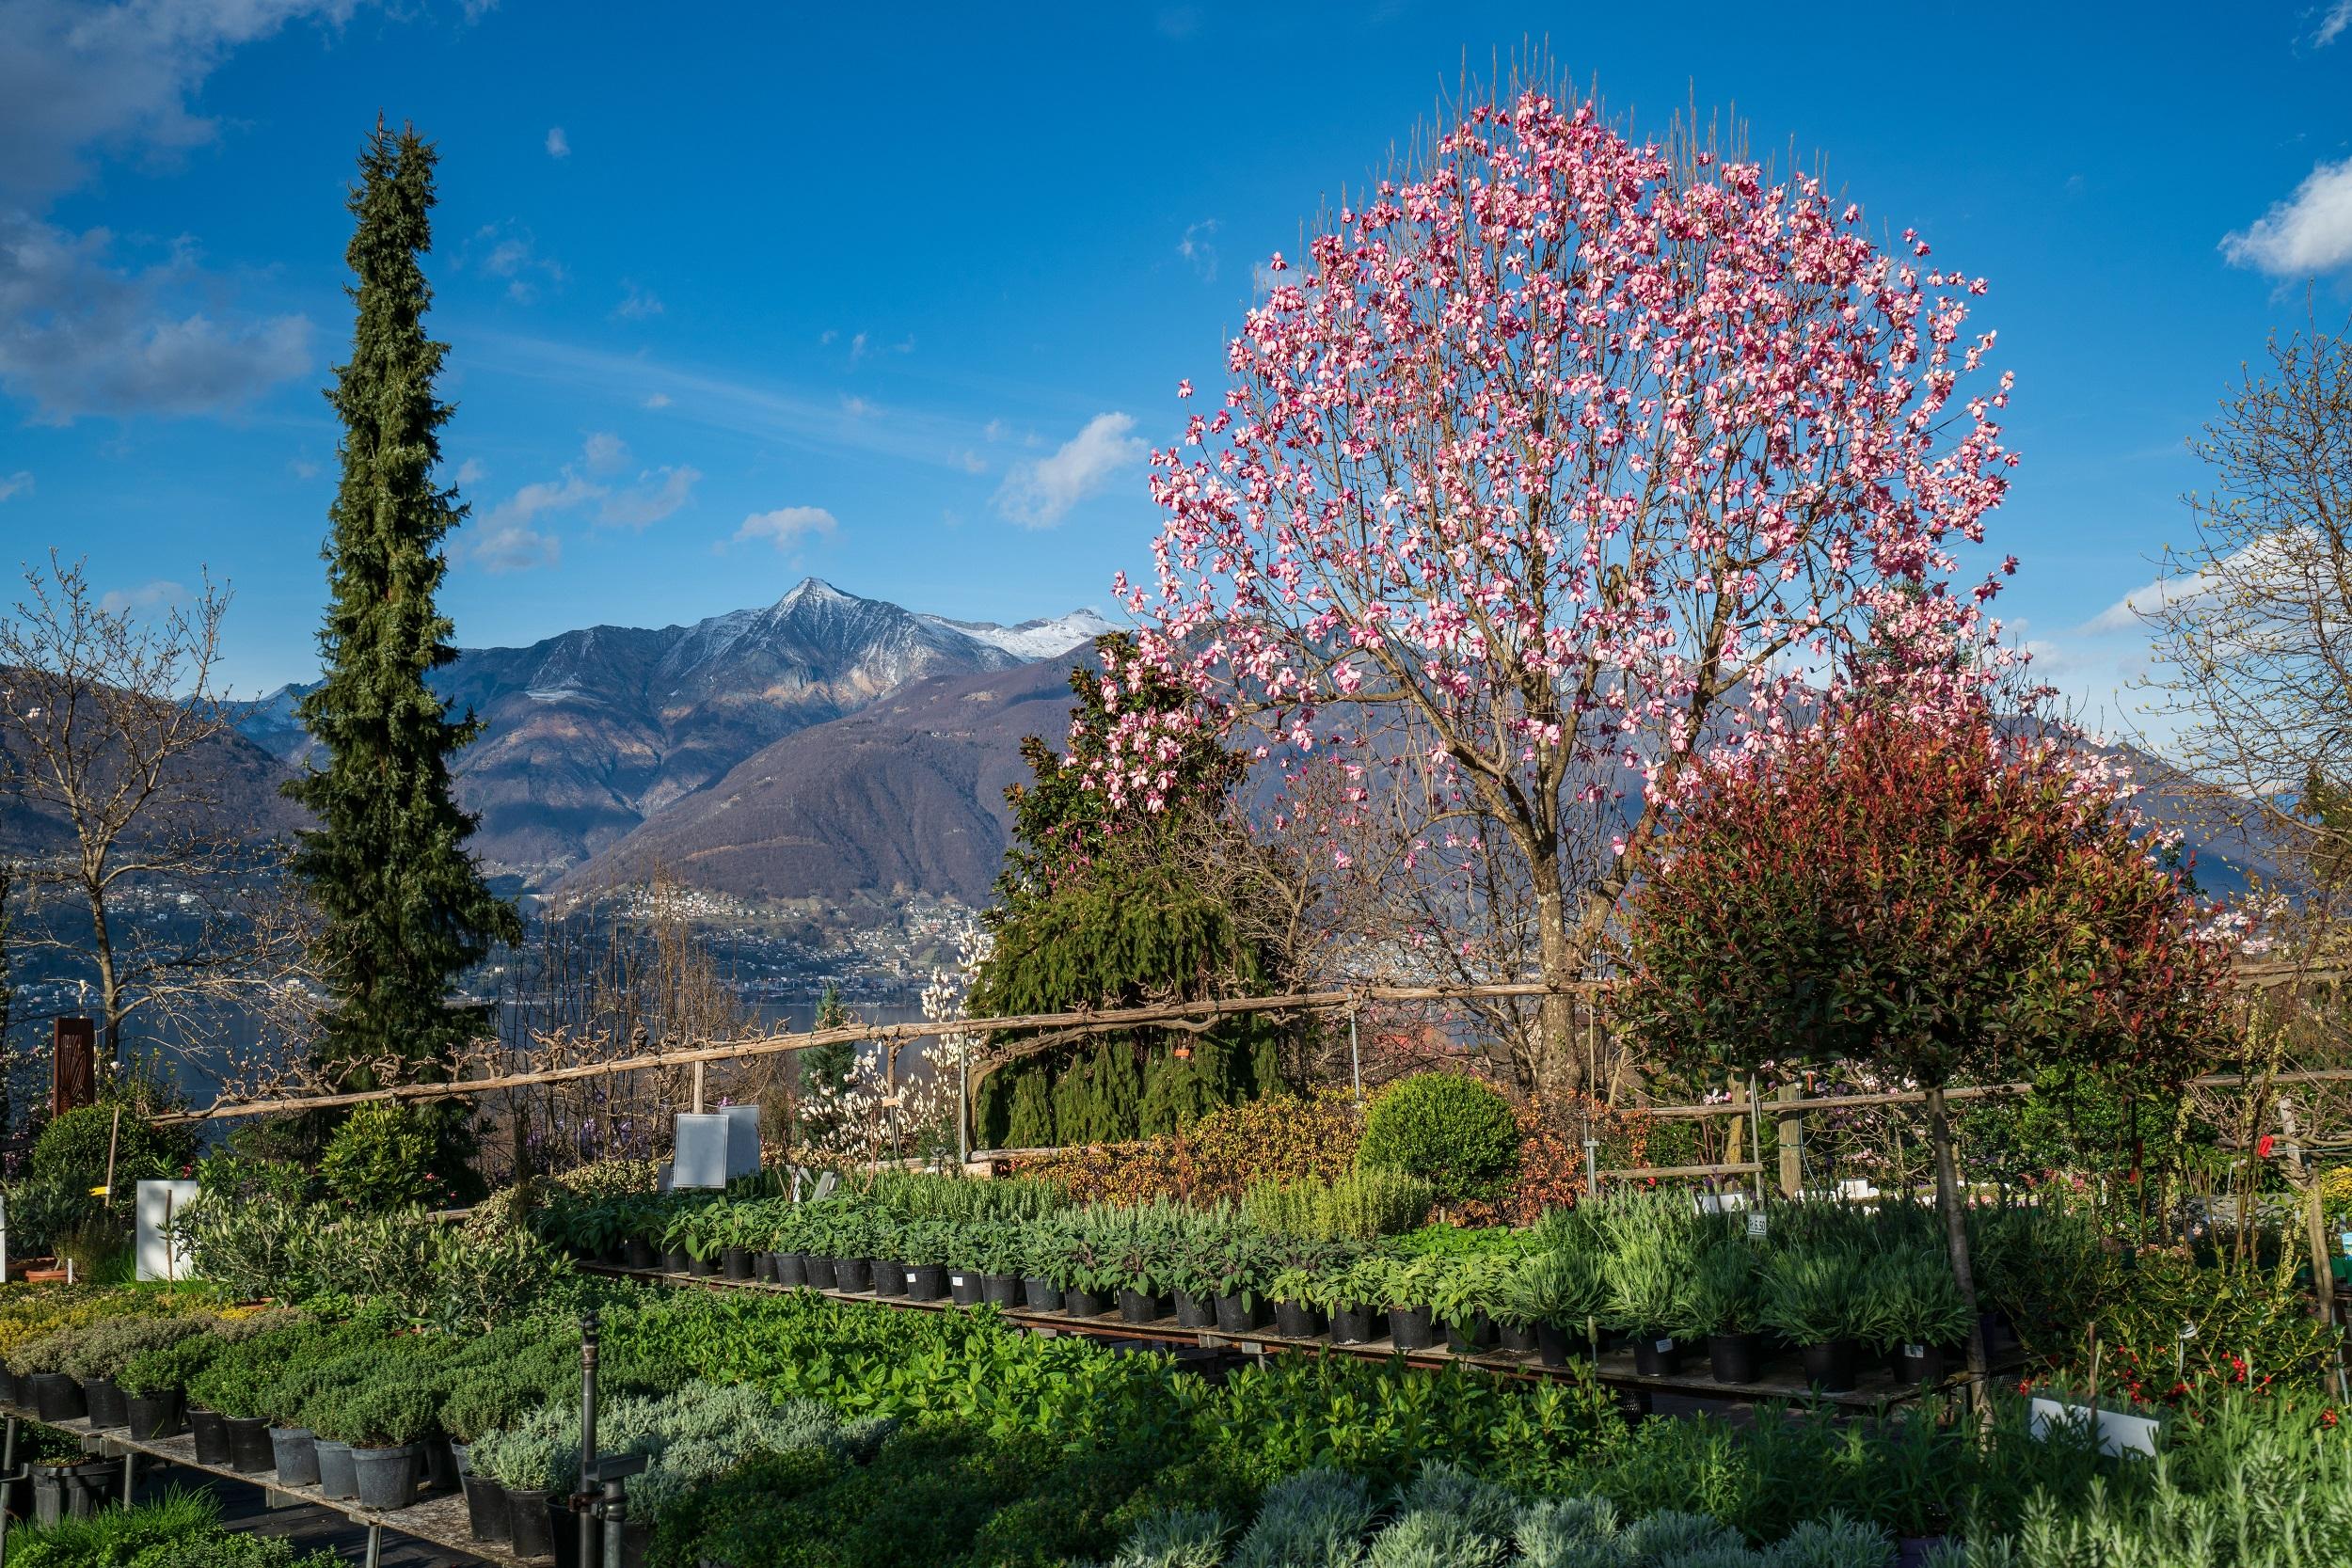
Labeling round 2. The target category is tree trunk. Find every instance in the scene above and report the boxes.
[86,882,122,1066]
[1926,1087,1991,1420]
[1530,885,1584,1100]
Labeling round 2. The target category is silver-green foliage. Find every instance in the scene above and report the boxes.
[1232,1468,1376,1568]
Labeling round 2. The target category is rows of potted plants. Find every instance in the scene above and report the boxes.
[543,1179,1984,1393]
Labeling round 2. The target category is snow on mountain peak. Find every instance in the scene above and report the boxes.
[920,608,1119,661]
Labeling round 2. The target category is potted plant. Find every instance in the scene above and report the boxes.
[1043,1212,1120,1318]
[899,1218,955,1301]
[1328,1253,1389,1344]
[183,1339,280,1473]
[1016,1227,1061,1312]
[1602,1205,1693,1377]
[312,1376,440,1511]
[1107,1210,1177,1323]
[8,1325,87,1424]
[1167,1226,1222,1328]
[1375,1252,1448,1351]
[1444,1255,1520,1354]
[1861,1247,1973,1386]
[118,1329,222,1441]
[470,1421,562,1560]
[766,1204,810,1287]
[1678,1242,1766,1384]
[962,1221,1025,1307]
[1204,1226,1272,1335]
[1759,1243,1867,1392]
[799,1207,842,1291]
[717,1202,759,1280]
[441,1377,532,1544]
[1499,1247,1609,1367]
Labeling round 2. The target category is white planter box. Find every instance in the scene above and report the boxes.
[2028,1397,2160,1457]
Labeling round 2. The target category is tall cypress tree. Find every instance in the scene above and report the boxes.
[286,121,518,1084]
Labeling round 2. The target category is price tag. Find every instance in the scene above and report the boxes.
[949,1275,964,1289]
[1904,1343,1926,1359]
[2178,1323,2198,1340]
[1747,1214,1768,1240]
[1654,1337,1676,1353]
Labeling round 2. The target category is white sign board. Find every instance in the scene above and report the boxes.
[672,1113,732,1189]
[2028,1397,2160,1458]
[722,1104,762,1180]
[135,1180,200,1281]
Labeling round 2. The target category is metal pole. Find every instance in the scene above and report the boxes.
[959,1038,970,1167]
[1347,1000,1361,1104]
[578,1310,600,1566]
[363,1524,381,1568]
[1747,1076,1767,1210]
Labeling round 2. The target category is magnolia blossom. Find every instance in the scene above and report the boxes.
[795,922,993,1165]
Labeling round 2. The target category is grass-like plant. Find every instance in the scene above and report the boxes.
[1757,1244,1867,1346]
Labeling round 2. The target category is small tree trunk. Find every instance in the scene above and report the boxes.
[1531,885,1584,1100]
[1927,1086,1991,1419]
[87,883,122,1065]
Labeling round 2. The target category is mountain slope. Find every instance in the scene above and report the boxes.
[558,656,1088,905]
[238,581,1111,886]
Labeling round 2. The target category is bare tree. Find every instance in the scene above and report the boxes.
[2137,311,2352,873]
[0,552,302,1067]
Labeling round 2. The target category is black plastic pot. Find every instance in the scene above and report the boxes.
[1978,1311,2015,1354]
[505,1486,556,1560]
[1444,1314,1495,1354]
[548,1495,586,1568]
[126,1390,183,1441]
[30,1462,114,1528]
[1899,1343,1949,1386]
[423,1433,460,1495]
[982,1274,1023,1307]
[1022,1275,1059,1311]
[688,1254,720,1277]
[1119,1288,1169,1324]
[754,1251,777,1283]
[773,1253,808,1288]
[1631,1333,1682,1376]
[352,1443,421,1510]
[722,1246,755,1281]
[1388,1305,1437,1350]
[1496,1320,1539,1354]
[315,1439,358,1499]
[1534,1321,1592,1368]
[866,1258,905,1296]
[834,1257,873,1292]
[462,1471,511,1543]
[1329,1304,1377,1344]
[949,1271,984,1307]
[803,1256,838,1291]
[904,1264,948,1302]
[1064,1287,1112,1318]
[226,1415,275,1473]
[1708,1332,1763,1385]
[269,1426,321,1486]
[1800,1338,1860,1392]
[623,1238,658,1271]
[82,1375,127,1429]
[1174,1290,1216,1329]
[1273,1299,1325,1339]
[190,1407,231,1466]
[0,1367,17,1406]
[28,1373,85,1423]
[1215,1292,1264,1336]
[661,1248,690,1274]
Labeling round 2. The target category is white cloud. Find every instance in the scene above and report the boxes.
[0,0,363,199]
[953,449,985,474]
[2082,566,2210,636]
[642,391,672,409]
[581,431,628,472]
[2316,1,2352,47]
[598,465,699,529]
[995,412,1147,528]
[0,211,312,422]
[841,394,877,419]
[545,126,569,159]
[454,457,485,485]
[468,522,560,574]
[286,456,319,479]
[2222,157,2352,277]
[1180,218,1219,281]
[0,470,30,500]
[850,330,868,362]
[483,471,600,533]
[615,281,662,319]
[100,578,186,614]
[734,505,837,550]
[468,222,565,303]
[982,418,1007,443]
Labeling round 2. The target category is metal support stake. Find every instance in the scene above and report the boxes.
[1347,999,1362,1104]
[1583,1138,1600,1196]
[363,1523,382,1568]
[579,1309,601,1566]
[601,1473,630,1565]
[121,1449,135,1508]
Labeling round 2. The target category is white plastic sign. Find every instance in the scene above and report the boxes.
[135,1180,199,1281]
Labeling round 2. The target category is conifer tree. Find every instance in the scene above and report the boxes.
[285,121,519,1083]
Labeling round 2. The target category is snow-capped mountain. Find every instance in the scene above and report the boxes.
[236,580,1114,886]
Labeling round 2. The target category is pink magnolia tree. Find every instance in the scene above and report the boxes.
[1103,86,2023,1095]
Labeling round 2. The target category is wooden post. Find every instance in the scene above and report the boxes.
[51,1018,95,1117]
[2276,1101,2341,1346]
[1776,1082,1802,1197]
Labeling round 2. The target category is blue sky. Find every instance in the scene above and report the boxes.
[3,1,2350,728]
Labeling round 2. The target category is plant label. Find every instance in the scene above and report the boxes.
[906,1272,919,1287]
[1654,1338,1675,1353]
[1904,1343,1926,1359]
[950,1275,964,1288]
[1746,1214,1768,1239]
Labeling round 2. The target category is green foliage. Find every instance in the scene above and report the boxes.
[28,1104,195,1200]
[1677,1243,1762,1340]
[1243,1168,1437,1242]
[1756,1245,1867,1346]
[282,121,522,1081]
[1,1490,342,1568]
[1357,1074,1520,1206]
[0,1177,103,1258]
[318,1102,445,1211]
